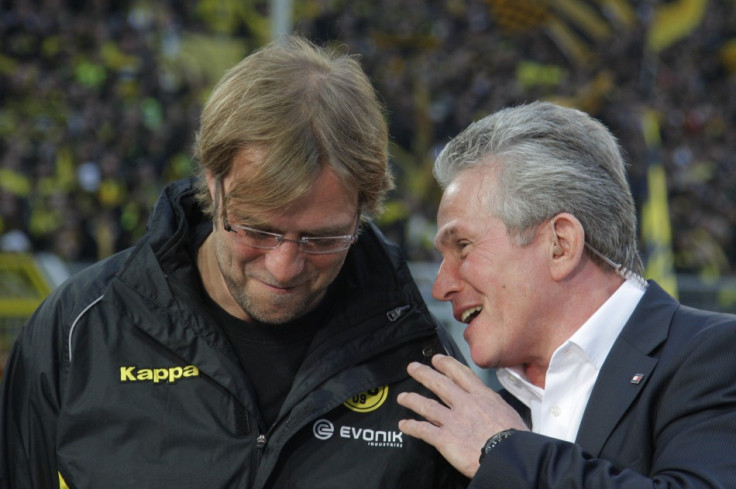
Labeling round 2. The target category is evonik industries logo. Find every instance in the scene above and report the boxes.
[312,419,403,448]
[120,364,199,384]
[313,419,335,440]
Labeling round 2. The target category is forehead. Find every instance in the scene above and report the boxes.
[435,169,494,245]
[225,147,357,214]
[225,146,356,215]
[228,166,357,233]
[438,168,491,220]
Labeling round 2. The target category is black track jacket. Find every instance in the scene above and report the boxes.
[0,178,468,489]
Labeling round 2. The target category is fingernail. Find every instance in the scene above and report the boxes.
[432,353,446,364]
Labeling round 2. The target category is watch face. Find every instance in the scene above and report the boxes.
[479,430,514,464]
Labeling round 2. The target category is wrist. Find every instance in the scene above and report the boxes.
[478,429,515,464]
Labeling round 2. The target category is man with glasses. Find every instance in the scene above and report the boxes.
[0,36,467,488]
[397,101,736,488]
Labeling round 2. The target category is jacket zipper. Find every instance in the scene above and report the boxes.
[249,303,436,487]
[249,417,268,488]
[256,433,267,451]
[256,433,267,456]
[387,304,411,321]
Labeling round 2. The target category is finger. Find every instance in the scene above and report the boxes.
[399,408,483,479]
[396,391,449,427]
[397,417,442,443]
[431,354,488,392]
[406,361,466,407]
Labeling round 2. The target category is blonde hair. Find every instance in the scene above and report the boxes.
[192,35,392,219]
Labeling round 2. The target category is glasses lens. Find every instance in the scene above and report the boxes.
[239,227,280,249]
[301,237,353,254]
[232,225,355,254]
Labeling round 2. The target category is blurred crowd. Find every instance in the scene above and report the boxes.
[0,0,207,261]
[1,0,735,277]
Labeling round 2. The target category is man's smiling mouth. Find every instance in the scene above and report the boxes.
[461,306,483,323]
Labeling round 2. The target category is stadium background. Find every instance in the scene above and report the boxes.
[1,0,735,379]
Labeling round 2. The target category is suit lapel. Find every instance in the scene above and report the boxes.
[575,282,676,455]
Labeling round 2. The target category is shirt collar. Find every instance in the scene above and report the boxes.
[566,278,646,368]
[497,278,645,404]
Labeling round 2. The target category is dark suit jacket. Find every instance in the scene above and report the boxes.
[471,281,736,488]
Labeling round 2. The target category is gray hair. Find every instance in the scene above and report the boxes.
[434,101,643,274]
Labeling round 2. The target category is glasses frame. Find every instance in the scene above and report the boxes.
[217,178,359,255]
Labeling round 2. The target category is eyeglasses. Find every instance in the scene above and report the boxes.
[217,179,359,255]
[224,223,357,254]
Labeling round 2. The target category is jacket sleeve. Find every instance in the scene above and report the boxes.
[470,430,670,488]
[0,296,65,489]
[468,319,736,488]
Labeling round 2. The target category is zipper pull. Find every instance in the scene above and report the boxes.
[387,305,411,322]
[256,434,267,449]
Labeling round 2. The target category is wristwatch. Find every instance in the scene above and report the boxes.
[478,429,515,464]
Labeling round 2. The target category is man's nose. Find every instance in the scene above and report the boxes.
[264,240,305,284]
[432,259,461,301]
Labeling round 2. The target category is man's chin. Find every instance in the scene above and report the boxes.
[240,297,316,325]
[239,304,299,324]
[230,279,327,324]
[469,349,495,370]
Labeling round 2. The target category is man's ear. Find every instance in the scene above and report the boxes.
[548,213,585,281]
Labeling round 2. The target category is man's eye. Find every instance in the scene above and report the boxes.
[242,227,274,240]
[243,228,264,237]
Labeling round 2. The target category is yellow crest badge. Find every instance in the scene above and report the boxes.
[344,386,389,413]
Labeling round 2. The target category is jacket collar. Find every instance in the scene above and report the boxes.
[113,179,435,407]
[575,281,676,454]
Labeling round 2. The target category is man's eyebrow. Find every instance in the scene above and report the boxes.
[434,224,457,248]
[301,222,356,237]
[228,212,356,236]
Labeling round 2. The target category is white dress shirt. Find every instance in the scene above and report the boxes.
[497,278,646,442]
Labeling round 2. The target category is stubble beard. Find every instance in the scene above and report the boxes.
[222,270,320,324]
[211,229,346,324]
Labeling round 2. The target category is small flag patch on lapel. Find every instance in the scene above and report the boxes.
[630,373,645,384]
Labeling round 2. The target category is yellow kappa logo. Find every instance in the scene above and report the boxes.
[344,386,389,413]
